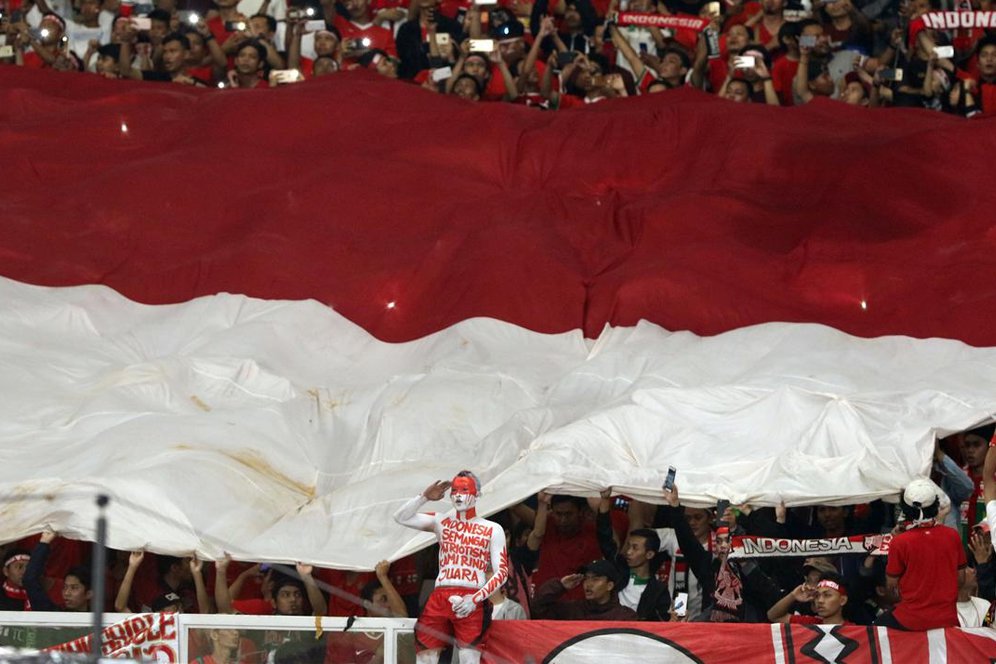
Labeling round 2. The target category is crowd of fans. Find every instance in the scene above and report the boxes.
[0,423,993,660]
[1,0,995,112]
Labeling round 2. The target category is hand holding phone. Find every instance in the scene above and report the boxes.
[663,466,677,492]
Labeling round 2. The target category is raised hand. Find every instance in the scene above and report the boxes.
[423,480,451,501]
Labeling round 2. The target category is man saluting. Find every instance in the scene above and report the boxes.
[394,471,508,664]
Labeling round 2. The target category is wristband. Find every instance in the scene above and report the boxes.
[758,76,771,81]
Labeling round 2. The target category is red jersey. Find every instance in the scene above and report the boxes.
[314,569,375,616]
[771,56,798,106]
[886,523,966,630]
[532,520,603,600]
[333,16,397,56]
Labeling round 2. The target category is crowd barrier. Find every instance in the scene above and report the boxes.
[3,611,996,663]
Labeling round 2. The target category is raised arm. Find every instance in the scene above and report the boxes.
[526,491,551,551]
[114,550,144,613]
[394,480,449,531]
[24,531,59,612]
[608,24,647,79]
[595,489,620,560]
[767,583,813,623]
[793,47,813,104]
[520,15,554,95]
[297,563,327,616]
[213,554,234,614]
[373,560,408,617]
[190,556,214,613]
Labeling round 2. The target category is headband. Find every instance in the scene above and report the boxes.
[816,579,846,596]
[4,554,29,568]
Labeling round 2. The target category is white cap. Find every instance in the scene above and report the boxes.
[903,478,938,508]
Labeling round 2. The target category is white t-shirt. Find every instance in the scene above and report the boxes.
[491,598,526,620]
[986,500,996,548]
[618,572,648,611]
[957,596,991,628]
[657,527,704,618]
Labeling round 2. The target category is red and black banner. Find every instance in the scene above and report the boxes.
[484,621,996,663]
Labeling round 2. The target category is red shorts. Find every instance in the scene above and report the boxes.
[415,587,492,652]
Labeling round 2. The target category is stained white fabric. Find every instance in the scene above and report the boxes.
[2,277,996,569]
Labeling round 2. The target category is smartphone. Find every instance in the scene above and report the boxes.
[0,45,13,58]
[347,36,372,50]
[130,17,152,30]
[705,1,720,16]
[556,50,578,68]
[269,69,303,84]
[431,66,453,81]
[933,45,954,58]
[468,38,494,52]
[28,27,48,41]
[225,20,247,31]
[435,32,450,45]
[715,499,730,525]
[798,34,817,48]
[133,2,154,13]
[734,55,755,68]
[474,0,499,4]
[304,19,326,31]
[177,10,200,24]
[673,592,688,617]
[879,67,903,81]
[663,466,677,492]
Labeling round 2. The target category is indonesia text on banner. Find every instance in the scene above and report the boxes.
[483,621,996,663]
[728,534,893,559]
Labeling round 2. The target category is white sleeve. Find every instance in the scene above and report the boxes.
[393,494,436,532]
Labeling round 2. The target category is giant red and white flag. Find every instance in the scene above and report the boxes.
[1,68,996,567]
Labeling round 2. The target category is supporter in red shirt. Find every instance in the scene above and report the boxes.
[317,568,375,616]
[955,38,996,114]
[226,40,269,87]
[692,22,750,92]
[334,0,397,59]
[17,12,67,69]
[215,557,328,616]
[768,573,850,625]
[289,23,343,79]
[180,25,227,85]
[876,479,967,630]
[793,36,835,105]
[751,0,784,56]
[770,21,801,105]
[526,493,603,601]
[0,549,31,611]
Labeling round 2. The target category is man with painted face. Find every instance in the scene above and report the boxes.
[394,471,508,664]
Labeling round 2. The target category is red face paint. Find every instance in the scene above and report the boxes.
[451,476,478,496]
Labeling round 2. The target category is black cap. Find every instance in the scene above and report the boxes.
[582,559,622,587]
[151,592,182,612]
